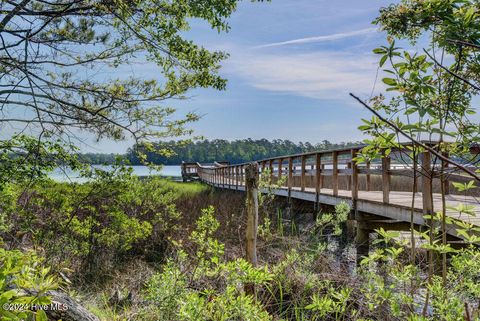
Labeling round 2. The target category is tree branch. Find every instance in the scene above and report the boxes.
[446,39,480,50]
[349,93,480,182]
[423,49,480,91]
[0,0,31,32]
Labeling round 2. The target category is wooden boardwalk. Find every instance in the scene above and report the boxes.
[182,145,480,243]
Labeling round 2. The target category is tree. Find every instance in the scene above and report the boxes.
[353,0,480,308]
[0,0,263,146]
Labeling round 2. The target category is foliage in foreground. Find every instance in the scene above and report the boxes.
[140,201,480,321]
[0,167,208,277]
[0,248,58,321]
[142,206,272,321]
[0,168,479,320]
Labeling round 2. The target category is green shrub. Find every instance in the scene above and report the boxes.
[1,165,207,277]
[143,206,273,321]
[0,248,57,321]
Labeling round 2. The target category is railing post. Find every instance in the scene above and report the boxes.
[315,153,321,204]
[347,161,352,191]
[239,165,242,188]
[219,167,222,186]
[288,157,293,198]
[351,149,358,200]
[442,152,449,195]
[228,166,231,186]
[366,161,371,191]
[301,155,306,192]
[382,153,391,203]
[221,167,224,187]
[278,158,283,185]
[421,151,433,214]
[261,161,266,180]
[223,167,226,187]
[332,151,338,196]
[241,165,245,187]
[269,159,274,182]
[233,165,238,190]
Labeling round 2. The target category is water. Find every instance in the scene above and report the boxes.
[49,165,182,183]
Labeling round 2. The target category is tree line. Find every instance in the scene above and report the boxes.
[79,139,362,165]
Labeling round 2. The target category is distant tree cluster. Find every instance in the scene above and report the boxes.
[78,153,119,165]
[119,139,362,165]
[77,139,361,165]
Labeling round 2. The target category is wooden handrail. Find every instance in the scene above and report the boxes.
[192,143,479,204]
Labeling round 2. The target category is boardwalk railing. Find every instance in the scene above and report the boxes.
[194,144,477,205]
[185,143,480,248]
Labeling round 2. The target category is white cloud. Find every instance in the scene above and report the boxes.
[256,28,377,48]
[225,49,382,101]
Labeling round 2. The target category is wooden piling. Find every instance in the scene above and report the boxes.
[245,162,259,295]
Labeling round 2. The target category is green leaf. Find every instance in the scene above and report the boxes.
[379,55,388,67]
[382,78,397,86]
[36,309,48,321]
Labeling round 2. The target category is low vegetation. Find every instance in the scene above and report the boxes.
[1,0,480,320]
[1,167,479,320]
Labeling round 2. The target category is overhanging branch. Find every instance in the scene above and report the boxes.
[349,93,480,182]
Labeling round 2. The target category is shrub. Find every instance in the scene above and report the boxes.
[0,248,57,321]
[143,206,273,321]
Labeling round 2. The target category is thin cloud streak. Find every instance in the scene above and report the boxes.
[256,27,378,48]
[225,49,382,102]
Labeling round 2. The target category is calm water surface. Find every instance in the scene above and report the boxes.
[49,165,182,182]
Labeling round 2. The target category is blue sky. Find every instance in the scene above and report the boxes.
[89,0,401,153]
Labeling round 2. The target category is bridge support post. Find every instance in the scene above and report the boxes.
[245,162,259,295]
[356,226,371,267]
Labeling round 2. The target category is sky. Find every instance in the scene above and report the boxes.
[84,0,402,153]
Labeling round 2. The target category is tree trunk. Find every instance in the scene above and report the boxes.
[28,290,100,321]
